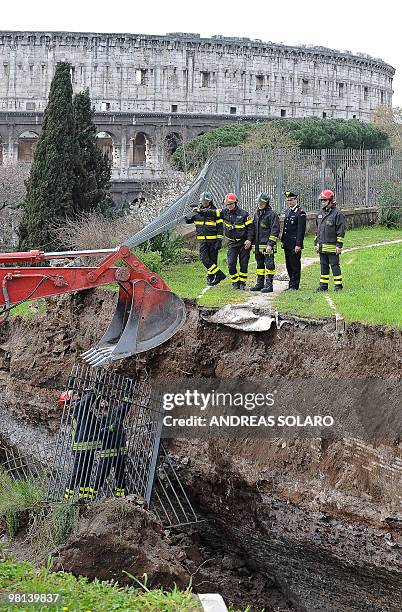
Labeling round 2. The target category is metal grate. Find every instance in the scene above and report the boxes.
[125,147,402,248]
[47,364,163,504]
[1,365,202,528]
[151,444,202,527]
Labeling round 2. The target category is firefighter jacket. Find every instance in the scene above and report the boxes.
[220,206,254,242]
[314,205,345,253]
[250,206,280,252]
[281,205,307,249]
[97,402,129,458]
[185,205,223,240]
[70,390,102,452]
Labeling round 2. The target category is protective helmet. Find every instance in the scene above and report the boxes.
[224,193,238,204]
[319,189,335,203]
[256,192,270,204]
[199,191,213,205]
[58,390,77,406]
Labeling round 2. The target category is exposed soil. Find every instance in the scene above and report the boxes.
[0,289,401,611]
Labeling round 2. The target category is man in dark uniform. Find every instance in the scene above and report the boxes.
[219,193,254,290]
[281,191,307,291]
[61,388,102,501]
[92,395,131,499]
[315,189,346,291]
[249,193,280,293]
[185,192,226,286]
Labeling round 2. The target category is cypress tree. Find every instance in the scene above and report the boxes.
[19,61,77,250]
[73,89,112,215]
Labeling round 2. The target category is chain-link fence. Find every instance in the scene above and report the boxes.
[125,148,402,248]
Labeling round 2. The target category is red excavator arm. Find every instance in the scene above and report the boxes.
[0,246,186,366]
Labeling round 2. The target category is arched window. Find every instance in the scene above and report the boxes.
[165,132,182,156]
[131,133,147,166]
[18,131,39,162]
[96,131,114,161]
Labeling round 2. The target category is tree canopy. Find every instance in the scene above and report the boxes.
[172,117,390,171]
[73,89,112,215]
[19,61,77,250]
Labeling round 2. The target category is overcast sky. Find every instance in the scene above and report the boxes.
[2,0,401,106]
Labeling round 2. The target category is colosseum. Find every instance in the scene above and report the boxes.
[0,31,395,200]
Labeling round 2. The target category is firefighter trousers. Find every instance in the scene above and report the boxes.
[198,241,221,276]
[227,241,250,284]
[93,452,126,494]
[284,248,301,289]
[319,253,342,286]
[65,450,96,499]
[255,250,276,277]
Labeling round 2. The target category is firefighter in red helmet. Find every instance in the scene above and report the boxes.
[314,190,345,291]
[219,193,254,289]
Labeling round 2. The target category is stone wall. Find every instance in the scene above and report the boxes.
[0,31,394,120]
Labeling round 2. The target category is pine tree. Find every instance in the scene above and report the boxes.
[19,62,77,250]
[73,89,112,215]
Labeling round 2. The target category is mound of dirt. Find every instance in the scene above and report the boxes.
[52,496,189,589]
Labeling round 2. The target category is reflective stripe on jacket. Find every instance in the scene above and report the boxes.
[250,206,280,252]
[314,205,345,251]
[220,206,254,241]
[185,206,223,239]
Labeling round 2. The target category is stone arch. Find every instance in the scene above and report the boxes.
[96,131,114,161]
[165,132,183,156]
[17,131,39,162]
[129,132,150,167]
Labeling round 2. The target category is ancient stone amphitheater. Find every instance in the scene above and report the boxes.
[0,31,395,199]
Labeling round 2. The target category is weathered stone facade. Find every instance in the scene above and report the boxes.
[0,31,395,200]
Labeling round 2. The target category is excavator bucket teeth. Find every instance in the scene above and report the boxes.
[81,280,186,366]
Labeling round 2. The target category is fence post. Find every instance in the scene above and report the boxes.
[321,149,326,191]
[365,150,370,207]
[275,148,284,209]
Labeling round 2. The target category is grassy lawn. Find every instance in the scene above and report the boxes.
[163,226,402,311]
[0,559,199,611]
[274,242,402,328]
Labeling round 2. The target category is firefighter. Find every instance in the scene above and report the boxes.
[249,193,280,293]
[185,192,226,286]
[62,388,102,501]
[281,191,307,291]
[92,395,131,498]
[220,193,253,289]
[314,189,345,291]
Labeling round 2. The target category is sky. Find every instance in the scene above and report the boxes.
[2,0,401,105]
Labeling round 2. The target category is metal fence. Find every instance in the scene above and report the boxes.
[126,148,402,248]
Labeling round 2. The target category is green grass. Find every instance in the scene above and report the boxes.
[163,225,402,309]
[9,299,46,319]
[0,469,46,540]
[275,243,402,328]
[0,559,199,611]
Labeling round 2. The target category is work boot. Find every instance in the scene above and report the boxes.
[334,285,343,292]
[211,270,226,286]
[261,276,273,293]
[207,274,215,286]
[284,287,297,291]
[315,284,328,292]
[232,281,240,289]
[250,276,265,291]
[238,281,246,290]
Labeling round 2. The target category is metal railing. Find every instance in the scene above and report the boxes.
[125,147,402,248]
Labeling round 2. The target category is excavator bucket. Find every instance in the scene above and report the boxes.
[81,280,186,366]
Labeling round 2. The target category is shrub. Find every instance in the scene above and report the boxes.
[377,181,402,227]
[137,231,184,265]
[133,250,162,274]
